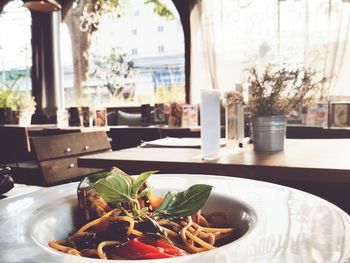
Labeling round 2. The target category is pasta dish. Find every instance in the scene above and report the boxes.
[49,168,236,259]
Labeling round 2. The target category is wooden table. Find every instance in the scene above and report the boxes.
[78,138,350,184]
[79,138,350,214]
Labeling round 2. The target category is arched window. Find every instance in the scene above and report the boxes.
[61,0,185,108]
[0,0,32,94]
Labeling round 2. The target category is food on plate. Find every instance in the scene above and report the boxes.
[49,168,235,259]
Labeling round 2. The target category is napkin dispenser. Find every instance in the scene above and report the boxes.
[200,89,221,159]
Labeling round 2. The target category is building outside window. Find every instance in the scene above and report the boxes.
[157,25,164,32]
[131,48,138,55]
[0,0,32,94]
[158,45,164,53]
[60,0,185,107]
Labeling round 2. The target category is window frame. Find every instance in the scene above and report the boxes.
[157,25,164,32]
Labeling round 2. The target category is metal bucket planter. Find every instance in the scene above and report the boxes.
[250,115,287,152]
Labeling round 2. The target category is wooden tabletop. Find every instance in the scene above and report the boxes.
[2,124,110,133]
[78,138,350,184]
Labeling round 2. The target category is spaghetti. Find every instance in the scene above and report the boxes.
[48,169,236,260]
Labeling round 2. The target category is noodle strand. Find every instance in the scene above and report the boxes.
[97,241,118,259]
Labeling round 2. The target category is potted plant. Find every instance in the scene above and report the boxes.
[0,88,17,125]
[245,65,326,151]
[0,71,29,125]
[16,94,36,126]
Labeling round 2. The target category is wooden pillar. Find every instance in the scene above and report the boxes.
[31,10,62,123]
[172,0,196,104]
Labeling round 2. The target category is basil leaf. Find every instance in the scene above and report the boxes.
[132,170,158,195]
[90,173,133,203]
[87,167,131,186]
[86,171,110,183]
[78,170,110,189]
[155,191,177,212]
[138,187,150,198]
[109,167,130,177]
[154,184,213,219]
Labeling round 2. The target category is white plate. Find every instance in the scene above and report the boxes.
[1,174,350,263]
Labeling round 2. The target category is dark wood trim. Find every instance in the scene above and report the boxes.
[60,0,73,20]
[286,125,350,138]
[172,0,196,104]
[0,0,11,14]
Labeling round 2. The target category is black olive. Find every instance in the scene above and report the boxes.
[74,232,101,250]
[135,216,165,236]
[98,221,129,242]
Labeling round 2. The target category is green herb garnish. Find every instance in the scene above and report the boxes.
[153,184,213,219]
[88,169,213,220]
[89,169,158,216]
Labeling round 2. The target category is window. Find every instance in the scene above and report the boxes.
[0,0,32,94]
[157,25,164,32]
[60,0,185,107]
[132,48,138,55]
[191,0,350,102]
[60,23,73,106]
[158,45,164,53]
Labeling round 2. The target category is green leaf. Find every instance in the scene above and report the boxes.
[155,191,177,212]
[86,171,110,183]
[90,173,133,203]
[154,184,213,219]
[140,207,149,214]
[78,170,110,189]
[138,187,150,198]
[132,170,158,195]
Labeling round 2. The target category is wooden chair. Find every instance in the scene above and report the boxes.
[0,126,32,166]
[31,131,112,185]
[109,127,161,150]
[0,126,40,185]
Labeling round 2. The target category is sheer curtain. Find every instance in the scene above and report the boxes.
[190,0,350,103]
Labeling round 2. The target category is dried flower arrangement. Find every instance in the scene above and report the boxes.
[246,65,327,117]
[222,90,244,107]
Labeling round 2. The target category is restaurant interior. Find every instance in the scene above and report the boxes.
[1,0,350,262]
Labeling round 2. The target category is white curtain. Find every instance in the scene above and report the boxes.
[190,0,350,103]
